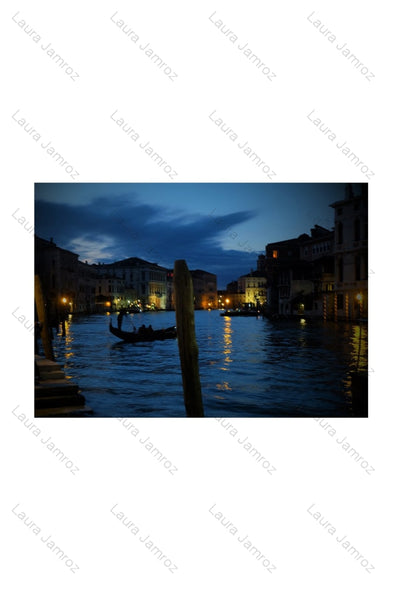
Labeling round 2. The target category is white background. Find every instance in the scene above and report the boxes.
[1,1,399,597]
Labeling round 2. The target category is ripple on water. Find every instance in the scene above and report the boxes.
[49,312,366,417]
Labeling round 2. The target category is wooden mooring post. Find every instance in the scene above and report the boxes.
[174,260,204,417]
[35,274,54,361]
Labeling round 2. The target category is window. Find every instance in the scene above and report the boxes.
[355,256,361,281]
[338,258,343,282]
[337,222,343,244]
[272,250,278,258]
[354,219,360,241]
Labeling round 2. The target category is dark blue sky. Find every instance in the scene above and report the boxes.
[35,183,352,287]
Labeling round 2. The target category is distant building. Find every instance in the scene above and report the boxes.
[265,235,309,315]
[95,258,169,310]
[330,184,368,320]
[237,270,267,307]
[95,275,126,312]
[298,225,335,317]
[219,283,244,309]
[190,270,218,309]
[35,236,82,319]
[77,261,97,313]
[264,226,335,317]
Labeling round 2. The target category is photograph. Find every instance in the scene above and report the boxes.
[34,182,368,418]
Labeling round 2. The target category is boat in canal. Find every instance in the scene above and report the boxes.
[109,321,177,343]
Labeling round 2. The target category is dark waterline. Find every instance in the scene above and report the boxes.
[50,311,367,417]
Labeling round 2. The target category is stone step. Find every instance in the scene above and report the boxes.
[38,370,66,380]
[35,380,80,397]
[35,394,85,408]
[35,357,64,373]
[35,405,93,417]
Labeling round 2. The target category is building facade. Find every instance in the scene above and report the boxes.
[330,184,368,320]
[237,270,267,307]
[35,236,88,320]
[190,270,218,309]
[95,258,169,310]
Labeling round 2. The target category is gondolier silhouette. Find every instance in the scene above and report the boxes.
[117,310,124,330]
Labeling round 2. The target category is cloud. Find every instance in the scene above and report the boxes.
[35,195,259,286]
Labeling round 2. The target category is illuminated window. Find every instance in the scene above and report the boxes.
[273,250,278,258]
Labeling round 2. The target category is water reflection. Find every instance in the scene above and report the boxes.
[49,312,368,417]
[221,317,233,371]
[350,324,368,372]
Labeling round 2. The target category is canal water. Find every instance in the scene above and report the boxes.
[50,311,367,418]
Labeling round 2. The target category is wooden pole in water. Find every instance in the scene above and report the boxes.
[174,260,204,417]
[35,275,54,361]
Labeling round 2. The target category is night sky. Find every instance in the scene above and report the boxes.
[35,183,352,287]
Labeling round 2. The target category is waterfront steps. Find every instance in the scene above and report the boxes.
[35,356,92,417]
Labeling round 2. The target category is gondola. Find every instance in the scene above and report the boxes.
[109,321,177,343]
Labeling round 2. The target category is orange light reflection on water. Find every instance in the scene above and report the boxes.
[220,317,233,371]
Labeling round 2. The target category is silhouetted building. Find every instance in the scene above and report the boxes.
[190,270,218,309]
[330,184,368,320]
[264,235,309,315]
[298,225,334,317]
[264,226,335,317]
[35,236,80,319]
